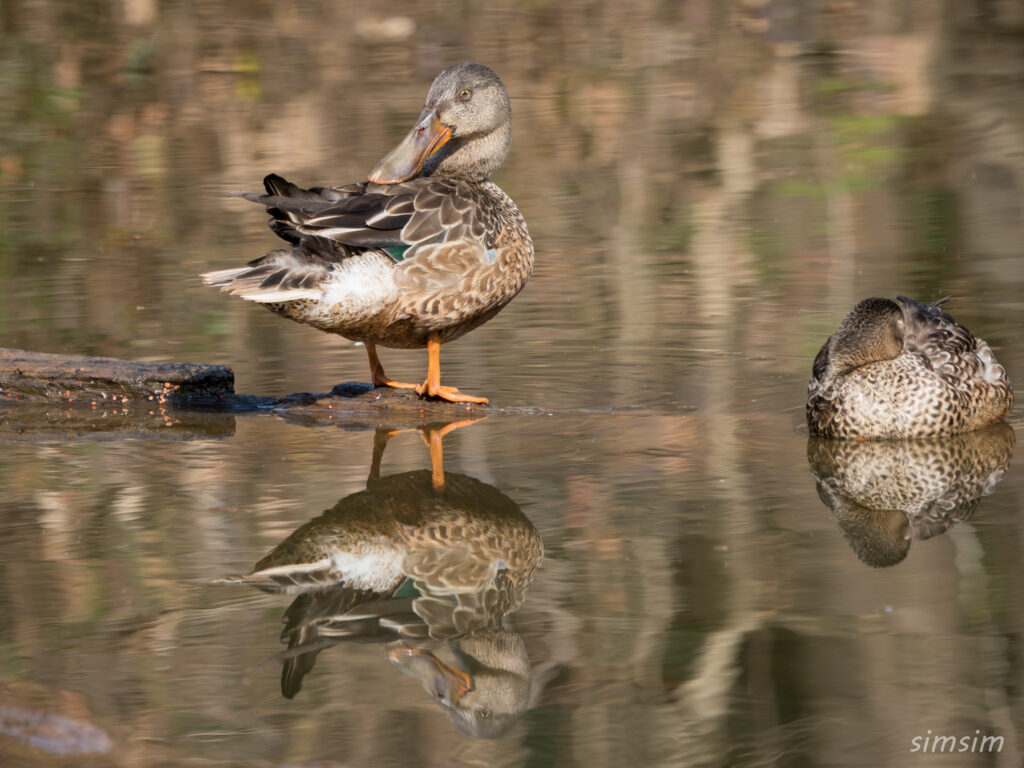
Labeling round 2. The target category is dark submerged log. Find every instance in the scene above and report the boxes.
[0,348,532,439]
[0,348,234,405]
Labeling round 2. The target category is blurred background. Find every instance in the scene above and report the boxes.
[1,1,1023,766]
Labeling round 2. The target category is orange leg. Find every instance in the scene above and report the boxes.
[366,341,418,390]
[417,418,485,490]
[413,333,489,404]
[428,428,446,490]
[369,427,418,481]
[370,418,485,490]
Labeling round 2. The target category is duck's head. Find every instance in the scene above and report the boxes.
[369,62,512,184]
[816,297,905,378]
[387,627,531,739]
[831,499,912,568]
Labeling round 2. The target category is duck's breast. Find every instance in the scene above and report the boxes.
[809,352,1009,438]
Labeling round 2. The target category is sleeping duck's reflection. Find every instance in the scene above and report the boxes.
[807,423,1014,567]
[221,421,543,738]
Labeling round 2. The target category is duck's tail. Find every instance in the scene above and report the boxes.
[201,248,330,303]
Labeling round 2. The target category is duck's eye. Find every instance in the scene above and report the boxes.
[459,88,472,101]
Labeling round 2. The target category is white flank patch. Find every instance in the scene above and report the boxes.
[317,252,398,318]
[331,546,404,592]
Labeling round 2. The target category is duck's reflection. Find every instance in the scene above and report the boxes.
[222,420,543,738]
[807,423,1014,567]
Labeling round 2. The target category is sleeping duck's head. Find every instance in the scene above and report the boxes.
[815,297,905,378]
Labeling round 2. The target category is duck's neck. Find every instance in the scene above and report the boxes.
[423,124,511,182]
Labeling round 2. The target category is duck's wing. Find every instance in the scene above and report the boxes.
[253,174,406,249]
[205,175,495,302]
[205,175,390,301]
[278,588,421,699]
[897,296,978,379]
[259,174,493,256]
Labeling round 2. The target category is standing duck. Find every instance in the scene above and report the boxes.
[203,62,533,404]
[807,296,1013,438]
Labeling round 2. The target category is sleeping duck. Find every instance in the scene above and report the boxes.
[806,296,1012,438]
[203,62,533,404]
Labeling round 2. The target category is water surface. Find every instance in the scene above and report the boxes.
[2,2,1024,766]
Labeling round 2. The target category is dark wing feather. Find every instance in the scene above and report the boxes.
[898,296,977,380]
[268,218,302,245]
[279,587,393,699]
[299,225,408,248]
[240,175,490,260]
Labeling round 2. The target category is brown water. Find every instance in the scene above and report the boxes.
[2,2,1024,766]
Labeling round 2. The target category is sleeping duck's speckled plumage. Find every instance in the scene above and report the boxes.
[807,424,1014,566]
[807,296,1012,438]
[203,62,532,404]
